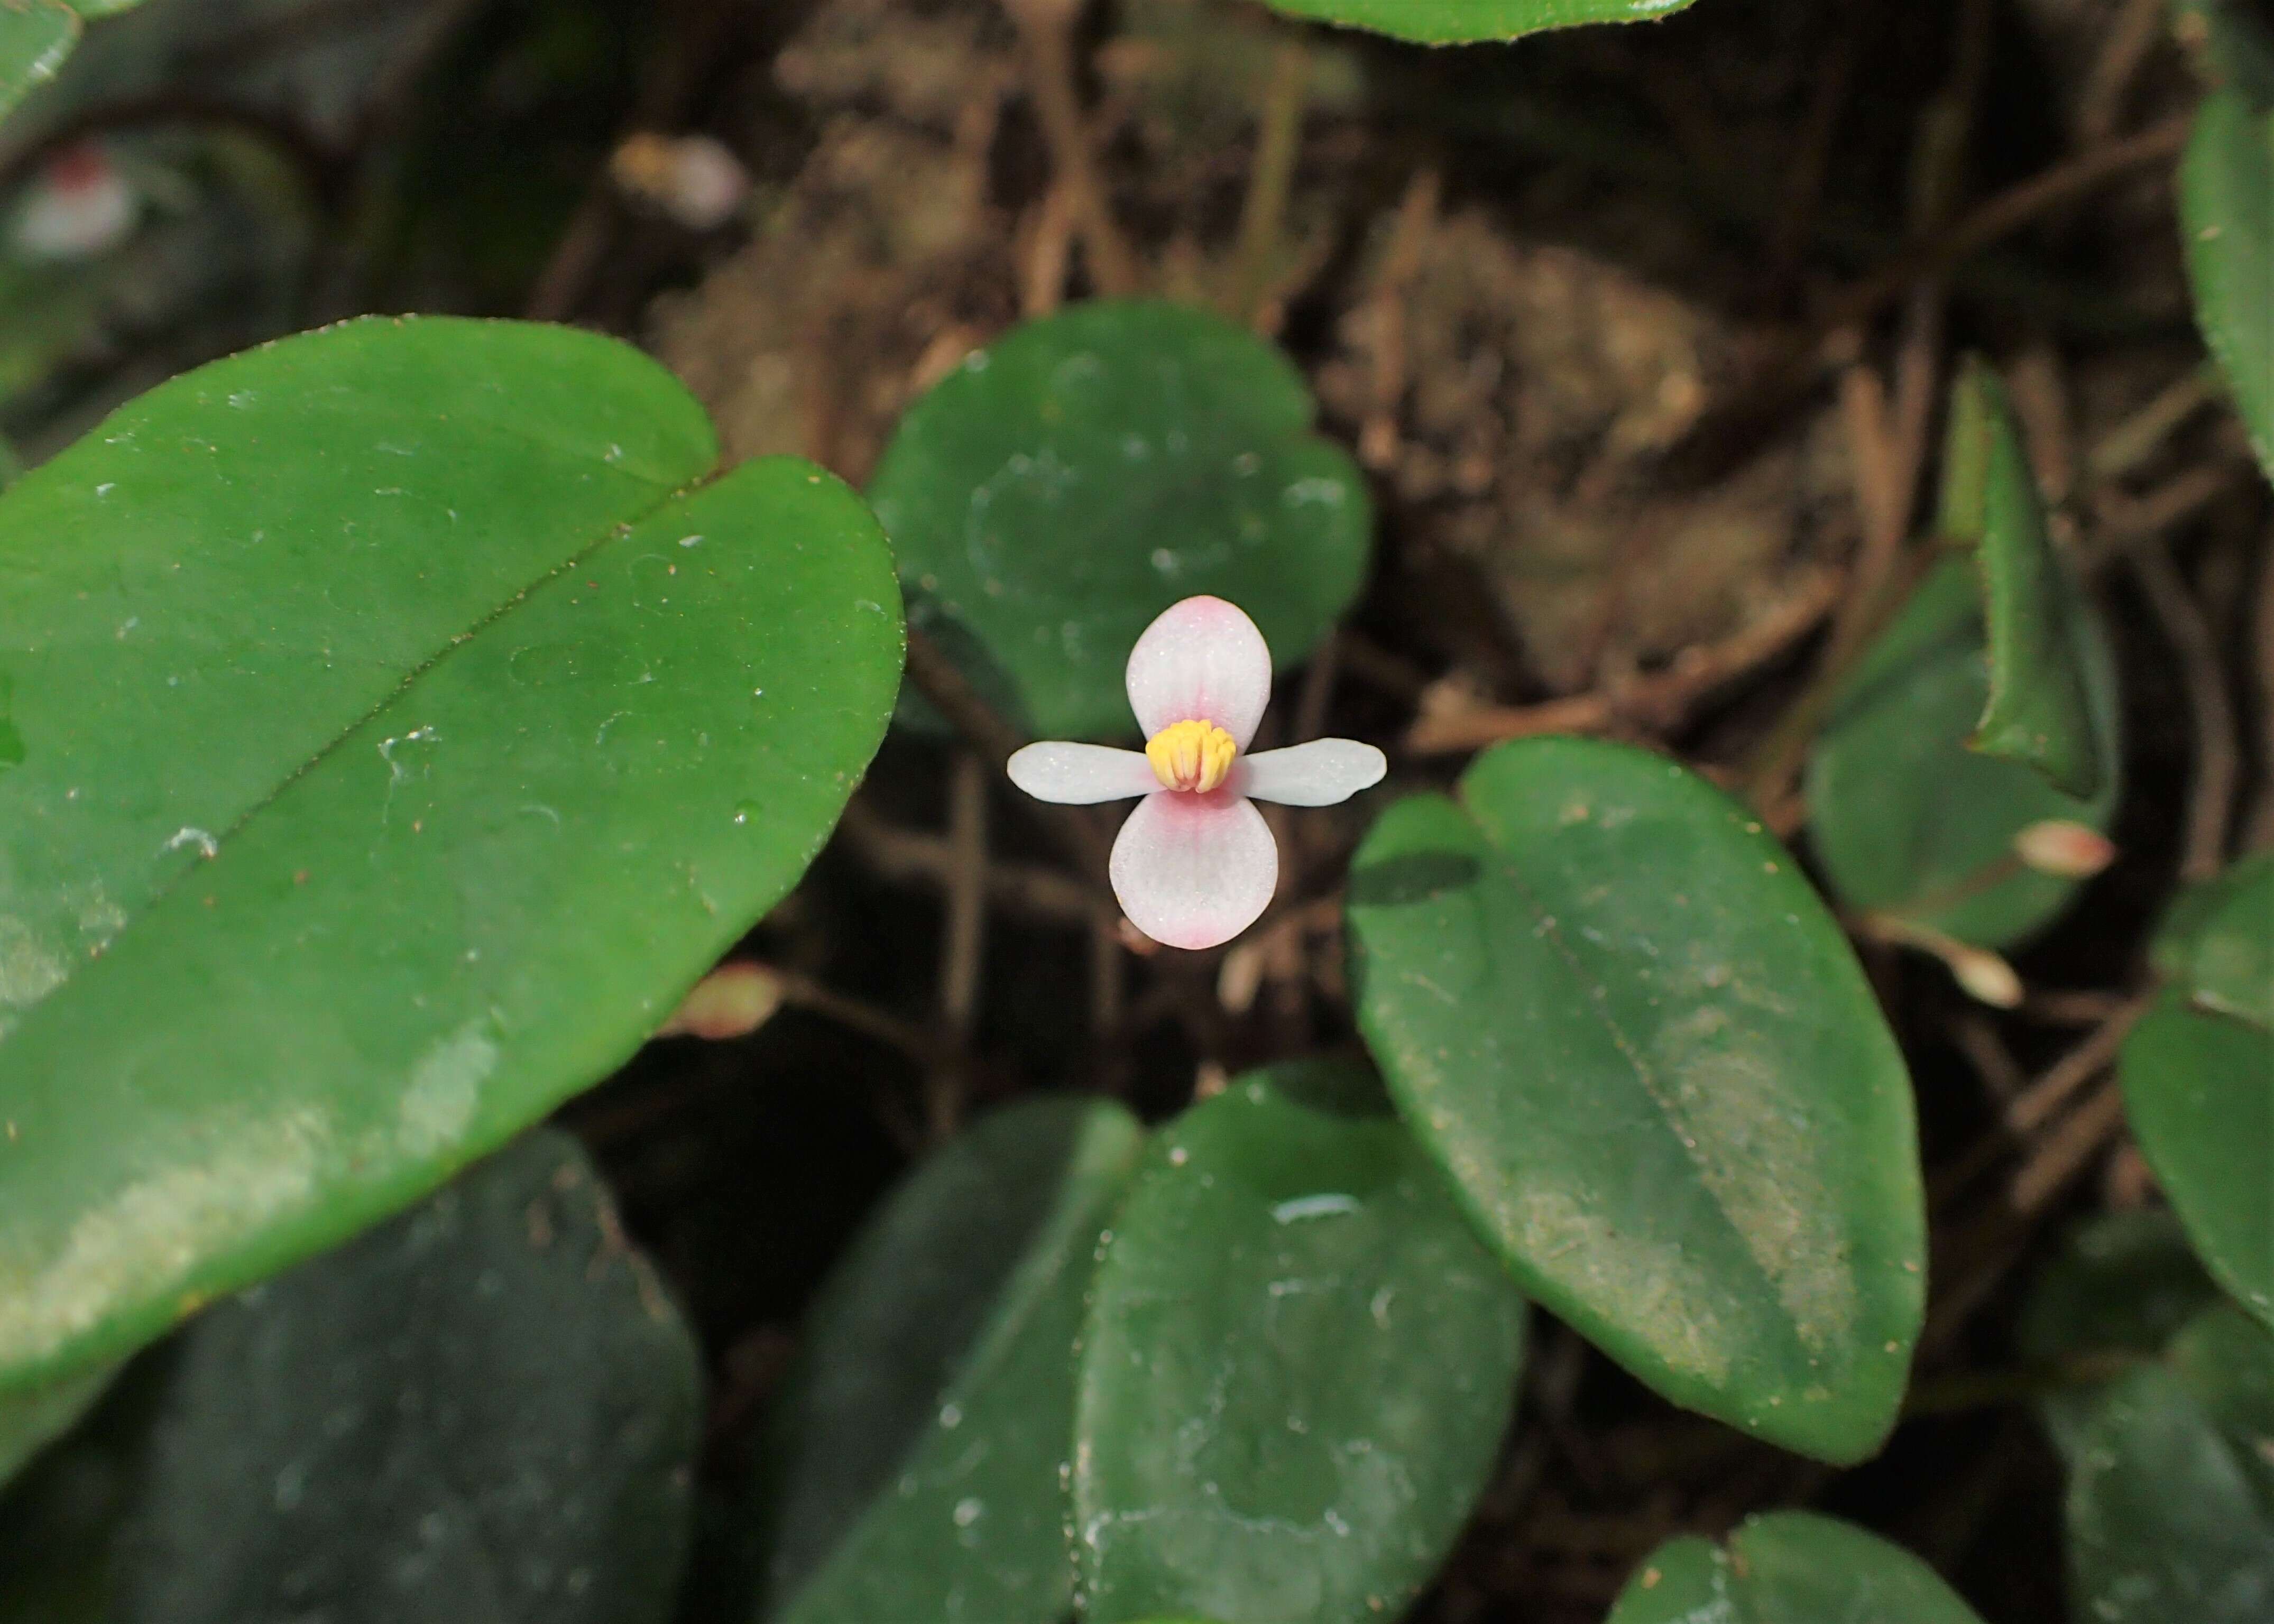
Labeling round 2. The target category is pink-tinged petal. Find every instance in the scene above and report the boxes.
[1238,739,1387,806]
[1125,596,1273,748]
[1110,790,1277,950]
[1007,743,1159,804]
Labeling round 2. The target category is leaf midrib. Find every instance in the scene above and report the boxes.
[5,466,717,1039]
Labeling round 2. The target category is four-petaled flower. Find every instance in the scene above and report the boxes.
[1007,596,1386,950]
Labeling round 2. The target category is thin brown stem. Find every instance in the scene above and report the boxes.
[2006,994,2150,1134]
[2133,544,2241,879]
[1407,571,1843,756]
[1229,39,1310,328]
[1005,0,1139,296]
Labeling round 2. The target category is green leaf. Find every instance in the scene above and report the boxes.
[0,3,75,124]
[0,1359,112,1490]
[0,1,152,123]
[2171,1305,2274,1512]
[1941,361,2103,796]
[2181,89,2274,484]
[1256,0,1699,45]
[1347,737,1924,1464]
[2152,853,2274,1029]
[1073,1059,1526,1624]
[107,1128,699,1623]
[0,317,905,1389]
[757,1097,1146,1624]
[1608,1511,1986,1624]
[1807,554,2121,949]
[2065,1314,2274,1623]
[868,299,1368,741]
[2019,1210,2222,1457]
[2120,995,2274,1328]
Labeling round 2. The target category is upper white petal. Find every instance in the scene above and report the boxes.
[1125,596,1273,749]
[1237,739,1387,807]
[1006,742,1159,804]
[1109,790,1277,951]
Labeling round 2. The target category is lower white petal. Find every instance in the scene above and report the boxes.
[1238,739,1387,806]
[1110,791,1278,951]
[1006,742,1158,804]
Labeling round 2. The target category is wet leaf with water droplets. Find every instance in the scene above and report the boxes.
[1346,737,1925,1464]
[103,1129,699,1622]
[1073,1059,1525,1624]
[0,318,904,1389]
[754,1098,1145,1624]
[1607,1511,1987,1623]
[868,300,1368,741]
[2019,1210,2224,1459]
[2063,1307,2274,1624]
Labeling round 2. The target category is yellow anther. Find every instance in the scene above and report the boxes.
[1145,718,1238,793]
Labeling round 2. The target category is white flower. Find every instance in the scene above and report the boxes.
[1006,595,1386,950]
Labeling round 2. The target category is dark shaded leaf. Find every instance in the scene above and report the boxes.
[1073,1059,1525,1624]
[758,1097,1145,1624]
[868,300,1368,741]
[109,1128,701,1624]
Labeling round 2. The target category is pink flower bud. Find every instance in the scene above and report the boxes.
[2013,819,2115,879]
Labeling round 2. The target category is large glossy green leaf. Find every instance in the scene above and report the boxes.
[2065,1309,2274,1623]
[1607,1511,1986,1624]
[0,1359,110,1491]
[1073,1059,1526,1624]
[1257,0,1699,45]
[756,1097,1145,1624]
[1807,554,2121,948]
[1347,737,1924,1464]
[1941,361,2102,796]
[868,300,1368,741]
[107,1128,700,1622]
[2019,1210,2222,1456]
[2152,853,2274,1029]
[0,319,905,1390]
[2120,995,2273,1328]
[2181,89,2274,483]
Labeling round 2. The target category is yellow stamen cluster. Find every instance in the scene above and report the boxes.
[1145,719,1238,793]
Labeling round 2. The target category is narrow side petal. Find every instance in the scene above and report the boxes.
[1239,739,1387,807]
[1125,595,1273,749]
[1007,742,1159,804]
[1109,791,1277,951]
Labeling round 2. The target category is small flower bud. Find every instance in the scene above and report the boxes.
[609,133,750,232]
[1949,944,2024,1009]
[2013,819,2115,879]
[656,961,782,1040]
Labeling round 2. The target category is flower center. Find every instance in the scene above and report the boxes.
[1145,718,1237,793]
